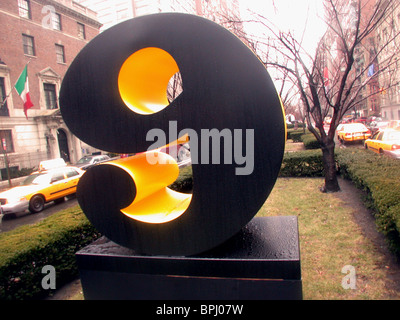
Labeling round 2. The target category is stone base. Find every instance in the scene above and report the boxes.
[76,216,302,300]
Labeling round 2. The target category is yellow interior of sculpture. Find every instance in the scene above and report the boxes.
[118,47,179,115]
[279,95,288,142]
[114,47,191,223]
[106,152,192,224]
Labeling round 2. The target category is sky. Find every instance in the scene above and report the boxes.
[239,0,327,55]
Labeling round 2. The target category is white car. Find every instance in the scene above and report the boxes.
[74,155,111,170]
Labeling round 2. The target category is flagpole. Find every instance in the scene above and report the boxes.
[1,90,12,108]
[0,59,32,187]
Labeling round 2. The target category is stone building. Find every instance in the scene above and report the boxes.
[0,0,101,179]
[376,0,400,121]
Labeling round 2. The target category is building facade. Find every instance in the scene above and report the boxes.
[0,0,101,178]
[376,0,400,121]
[322,0,381,119]
[76,0,242,33]
[322,0,400,120]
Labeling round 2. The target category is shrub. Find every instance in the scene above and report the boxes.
[0,207,101,300]
[168,165,193,193]
[301,133,320,150]
[287,128,307,142]
[0,166,194,300]
[337,148,400,255]
[286,123,305,129]
[280,150,325,177]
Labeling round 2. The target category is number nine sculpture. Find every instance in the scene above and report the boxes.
[60,13,285,256]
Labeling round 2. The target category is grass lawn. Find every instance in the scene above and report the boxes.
[53,174,400,300]
[257,177,400,300]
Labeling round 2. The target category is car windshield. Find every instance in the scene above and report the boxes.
[76,156,94,164]
[386,131,400,141]
[21,173,51,185]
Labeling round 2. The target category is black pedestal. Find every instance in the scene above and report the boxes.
[76,216,302,300]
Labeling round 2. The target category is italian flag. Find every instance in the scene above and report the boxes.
[15,65,34,118]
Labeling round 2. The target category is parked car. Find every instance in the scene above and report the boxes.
[74,154,111,170]
[324,117,332,125]
[364,129,400,158]
[341,114,355,123]
[387,120,400,130]
[354,117,367,124]
[159,143,191,166]
[38,158,66,171]
[337,123,371,144]
[369,118,389,134]
[0,166,84,214]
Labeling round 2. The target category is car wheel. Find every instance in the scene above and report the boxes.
[29,195,45,213]
[364,143,368,149]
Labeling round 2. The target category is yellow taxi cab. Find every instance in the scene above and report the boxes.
[364,129,400,157]
[337,123,371,144]
[0,163,84,214]
[388,120,400,129]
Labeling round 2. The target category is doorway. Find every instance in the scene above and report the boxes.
[57,129,70,162]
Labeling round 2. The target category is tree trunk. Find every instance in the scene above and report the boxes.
[321,140,340,193]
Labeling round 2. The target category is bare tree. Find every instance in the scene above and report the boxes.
[231,0,400,192]
[167,72,183,103]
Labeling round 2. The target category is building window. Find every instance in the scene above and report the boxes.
[43,83,58,109]
[18,0,31,19]
[0,78,9,117]
[117,9,128,21]
[52,13,62,30]
[22,34,35,56]
[77,23,86,39]
[0,130,14,153]
[55,44,65,63]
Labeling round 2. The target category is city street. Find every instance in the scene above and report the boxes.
[0,195,78,233]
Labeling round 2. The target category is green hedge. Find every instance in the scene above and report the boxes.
[0,207,100,300]
[0,167,193,300]
[337,148,400,255]
[287,128,306,142]
[301,133,320,150]
[286,123,306,129]
[280,149,325,177]
[287,128,320,150]
[168,165,193,193]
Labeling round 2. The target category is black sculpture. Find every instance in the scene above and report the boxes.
[60,13,285,256]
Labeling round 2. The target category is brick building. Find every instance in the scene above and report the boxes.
[0,0,101,179]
